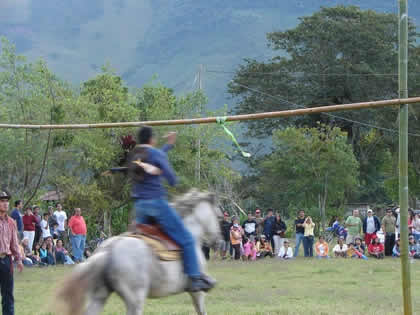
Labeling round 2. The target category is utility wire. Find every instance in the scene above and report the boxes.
[229,81,420,137]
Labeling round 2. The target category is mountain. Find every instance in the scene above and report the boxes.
[0,0,419,110]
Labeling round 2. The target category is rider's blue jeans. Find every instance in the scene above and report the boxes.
[134,198,201,277]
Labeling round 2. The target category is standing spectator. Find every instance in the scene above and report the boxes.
[362,209,381,247]
[345,209,362,244]
[219,212,231,259]
[272,213,287,255]
[278,239,294,260]
[68,208,87,263]
[315,236,329,259]
[242,213,257,238]
[22,207,37,251]
[47,206,57,235]
[40,213,51,241]
[32,205,42,250]
[294,210,306,257]
[242,236,256,261]
[10,200,23,240]
[254,208,264,236]
[368,236,385,259]
[333,237,348,257]
[408,209,415,235]
[263,209,275,242]
[230,224,242,260]
[0,190,23,315]
[382,208,396,256]
[303,216,315,257]
[53,203,67,239]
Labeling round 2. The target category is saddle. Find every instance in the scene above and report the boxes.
[124,224,182,261]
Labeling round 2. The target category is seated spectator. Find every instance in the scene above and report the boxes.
[20,238,33,266]
[333,237,348,258]
[242,236,256,261]
[347,243,368,260]
[55,239,75,265]
[408,235,416,258]
[368,236,384,259]
[278,239,293,260]
[33,243,46,266]
[315,236,329,259]
[40,240,55,265]
[256,235,273,258]
[392,239,401,257]
[354,237,367,259]
[413,238,420,259]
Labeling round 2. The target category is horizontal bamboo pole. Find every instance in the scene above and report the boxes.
[0,97,419,130]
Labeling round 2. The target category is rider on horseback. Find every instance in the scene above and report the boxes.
[129,126,215,292]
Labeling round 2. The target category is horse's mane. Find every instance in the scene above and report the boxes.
[171,189,216,217]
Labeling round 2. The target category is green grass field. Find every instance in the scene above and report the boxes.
[14,257,419,315]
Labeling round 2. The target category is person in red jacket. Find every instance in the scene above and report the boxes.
[68,208,87,263]
[368,235,384,259]
[22,207,37,251]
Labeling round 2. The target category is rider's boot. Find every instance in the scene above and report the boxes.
[186,274,216,292]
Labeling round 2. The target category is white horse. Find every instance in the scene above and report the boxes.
[57,190,222,315]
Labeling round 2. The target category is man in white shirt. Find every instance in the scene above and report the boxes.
[362,209,380,246]
[53,203,67,238]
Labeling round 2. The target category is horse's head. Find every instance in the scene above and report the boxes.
[172,189,222,247]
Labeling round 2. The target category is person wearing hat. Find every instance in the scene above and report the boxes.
[362,209,380,248]
[219,212,231,259]
[0,190,23,315]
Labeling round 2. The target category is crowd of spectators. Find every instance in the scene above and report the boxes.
[9,201,88,267]
[217,207,420,261]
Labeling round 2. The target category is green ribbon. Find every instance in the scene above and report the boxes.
[216,117,251,158]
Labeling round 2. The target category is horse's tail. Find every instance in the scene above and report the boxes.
[55,250,109,315]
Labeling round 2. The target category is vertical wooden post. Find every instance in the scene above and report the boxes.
[398,1,412,314]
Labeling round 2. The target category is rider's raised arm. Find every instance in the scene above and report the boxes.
[156,150,177,186]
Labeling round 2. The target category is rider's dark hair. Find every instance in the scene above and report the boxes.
[137,126,154,144]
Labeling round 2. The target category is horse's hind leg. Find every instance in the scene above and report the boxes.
[118,286,147,315]
[84,286,110,315]
[189,291,207,315]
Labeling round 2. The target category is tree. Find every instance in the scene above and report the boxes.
[228,6,420,204]
[259,124,359,231]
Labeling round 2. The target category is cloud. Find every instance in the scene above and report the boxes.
[0,0,31,24]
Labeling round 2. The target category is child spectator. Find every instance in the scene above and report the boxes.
[278,239,294,260]
[333,237,348,257]
[41,212,51,241]
[242,236,256,261]
[315,236,329,259]
[368,236,385,259]
[230,223,242,260]
[256,235,273,258]
[392,239,401,257]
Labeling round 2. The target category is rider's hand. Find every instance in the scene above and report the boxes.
[165,132,177,145]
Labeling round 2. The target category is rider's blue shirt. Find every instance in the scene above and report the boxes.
[131,144,177,200]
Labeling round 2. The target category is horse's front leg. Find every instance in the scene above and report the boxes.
[189,291,207,315]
